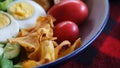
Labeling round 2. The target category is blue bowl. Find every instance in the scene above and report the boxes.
[37,0,109,68]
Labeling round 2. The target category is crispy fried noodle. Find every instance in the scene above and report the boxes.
[8,15,82,68]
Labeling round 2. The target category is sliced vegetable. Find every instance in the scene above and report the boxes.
[0,58,13,68]
[3,43,20,59]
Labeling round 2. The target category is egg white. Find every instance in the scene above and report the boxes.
[0,11,19,42]
[7,0,46,29]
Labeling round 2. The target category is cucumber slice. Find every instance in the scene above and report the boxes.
[0,58,13,68]
[3,43,20,59]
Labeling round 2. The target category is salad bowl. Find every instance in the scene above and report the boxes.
[0,0,109,68]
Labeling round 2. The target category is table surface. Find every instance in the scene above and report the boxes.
[56,1,120,68]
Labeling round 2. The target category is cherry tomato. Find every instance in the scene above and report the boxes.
[48,0,88,25]
[54,21,80,43]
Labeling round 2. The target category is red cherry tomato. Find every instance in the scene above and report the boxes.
[54,21,80,43]
[48,0,88,25]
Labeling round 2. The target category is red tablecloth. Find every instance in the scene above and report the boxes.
[58,1,120,68]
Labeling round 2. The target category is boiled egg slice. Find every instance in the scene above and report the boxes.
[0,11,19,42]
[7,0,46,29]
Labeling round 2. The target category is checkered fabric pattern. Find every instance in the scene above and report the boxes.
[56,1,120,68]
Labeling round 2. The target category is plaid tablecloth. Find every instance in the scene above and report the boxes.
[57,0,120,68]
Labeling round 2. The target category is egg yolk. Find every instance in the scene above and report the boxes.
[0,13,10,29]
[8,2,34,20]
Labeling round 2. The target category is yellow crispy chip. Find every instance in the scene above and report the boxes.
[8,31,42,54]
[7,15,82,68]
[17,15,55,37]
[55,38,82,58]
[39,40,55,64]
[22,60,39,68]
[55,40,71,59]
[28,40,55,63]
[8,16,55,55]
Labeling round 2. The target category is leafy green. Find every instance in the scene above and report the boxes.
[0,58,13,68]
[0,42,7,47]
[0,0,4,2]
[0,0,13,11]
[0,47,3,60]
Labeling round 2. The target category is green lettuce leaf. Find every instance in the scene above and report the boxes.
[0,0,13,11]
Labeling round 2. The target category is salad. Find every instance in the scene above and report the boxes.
[0,0,88,68]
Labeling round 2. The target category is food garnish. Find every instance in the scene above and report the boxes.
[7,16,81,67]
